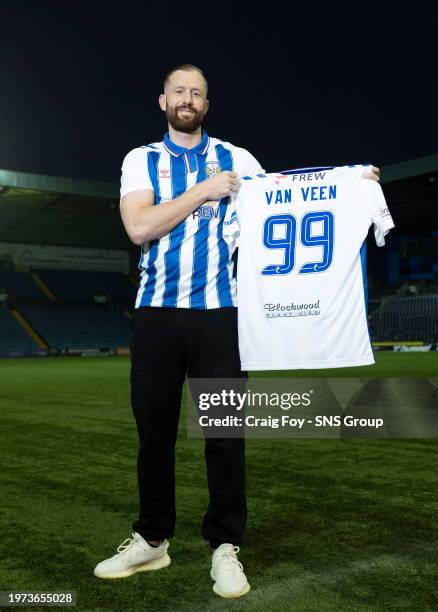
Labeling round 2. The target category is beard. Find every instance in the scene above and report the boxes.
[165,105,205,133]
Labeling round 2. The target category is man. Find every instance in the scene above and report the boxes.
[94,64,379,599]
[94,64,261,600]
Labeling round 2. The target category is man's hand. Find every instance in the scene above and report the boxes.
[201,171,240,201]
[120,171,241,244]
[363,166,380,182]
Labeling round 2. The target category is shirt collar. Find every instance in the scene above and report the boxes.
[163,130,210,157]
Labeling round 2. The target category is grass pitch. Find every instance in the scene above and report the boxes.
[0,353,437,610]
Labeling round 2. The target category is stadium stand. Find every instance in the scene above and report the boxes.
[0,265,134,355]
[0,269,46,302]
[369,294,438,343]
[36,269,136,305]
[0,306,38,352]
[20,304,130,351]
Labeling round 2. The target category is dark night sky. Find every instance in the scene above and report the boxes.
[1,3,437,183]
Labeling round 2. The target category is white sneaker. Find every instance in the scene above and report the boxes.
[210,543,250,599]
[94,532,171,579]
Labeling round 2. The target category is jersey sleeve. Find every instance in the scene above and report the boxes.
[222,192,241,249]
[223,146,262,249]
[231,146,264,177]
[357,179,395,246]
[120,148,154,198]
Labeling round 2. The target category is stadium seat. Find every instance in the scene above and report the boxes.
[0,270,46,302]
[0,307,38,351]
[369,295,438,342]
[36,269,136,306]
[21,304,129,350]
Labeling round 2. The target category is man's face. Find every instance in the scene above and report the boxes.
[159,70,209,133]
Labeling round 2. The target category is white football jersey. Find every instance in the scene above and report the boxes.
[223,165,394,370]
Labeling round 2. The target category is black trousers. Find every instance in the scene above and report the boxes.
[129,306,247,547]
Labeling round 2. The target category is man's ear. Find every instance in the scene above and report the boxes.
[205,98,210,115]
[158,93,166,112]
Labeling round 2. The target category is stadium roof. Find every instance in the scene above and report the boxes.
[0,153,437,248]
[380,153,438,183]
[0,169,122,249]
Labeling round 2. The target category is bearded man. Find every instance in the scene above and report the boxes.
[94,64,261,599]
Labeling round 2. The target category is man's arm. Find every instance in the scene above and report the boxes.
[120,171,240,244]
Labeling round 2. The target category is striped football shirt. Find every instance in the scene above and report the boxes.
[120,130,263,309]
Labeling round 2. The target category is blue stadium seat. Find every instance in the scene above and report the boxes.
[21,304,129,350]
[0,270,45,301]
[36,269,136,305]
[0,307,38,351]
[369,295,438,342]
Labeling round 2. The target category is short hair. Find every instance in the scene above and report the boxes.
[164,64,208,94]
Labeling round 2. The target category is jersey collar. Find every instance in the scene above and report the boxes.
[163,130,210,157]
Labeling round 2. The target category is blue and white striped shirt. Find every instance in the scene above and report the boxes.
[120,131,263,309]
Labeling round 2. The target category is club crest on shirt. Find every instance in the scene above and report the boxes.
[159,168,171,179]
[205,161,221,177]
